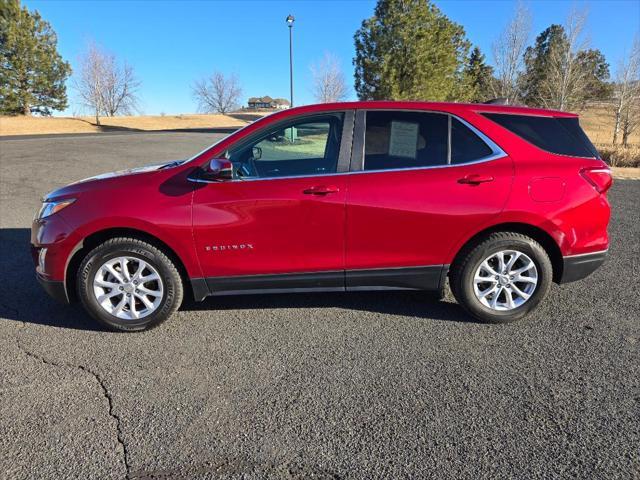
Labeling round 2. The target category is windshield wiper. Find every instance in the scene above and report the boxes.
[159,160,184,169]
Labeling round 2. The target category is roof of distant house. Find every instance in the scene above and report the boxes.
[248,96,290,105]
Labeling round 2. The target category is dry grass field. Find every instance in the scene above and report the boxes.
[579,104,639,145]
[0,113,256,136]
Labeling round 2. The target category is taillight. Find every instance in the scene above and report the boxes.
[580,167,613,193]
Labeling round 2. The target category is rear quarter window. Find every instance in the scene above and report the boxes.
[482,113,598,158]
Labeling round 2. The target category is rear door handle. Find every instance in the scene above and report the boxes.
[458,174,494,185]
[303,185,340,195]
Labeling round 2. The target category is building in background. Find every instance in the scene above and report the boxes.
[247,96,290,110]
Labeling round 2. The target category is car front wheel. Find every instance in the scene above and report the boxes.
[77,237,183,331]
[450,232,553,323]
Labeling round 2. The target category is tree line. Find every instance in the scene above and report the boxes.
[354,0,639,146]
[0,0,139,124]
[1,0,638,147]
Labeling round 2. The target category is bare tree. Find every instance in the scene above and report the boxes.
[538,7,590,110]
[491,1,531,104]
[101,59,140,117]
[612,35,640,146]
[192,72,242,114]
[310,53,348,103]
[74,42,140,125]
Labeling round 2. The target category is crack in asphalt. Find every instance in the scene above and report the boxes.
[16,340,131,479]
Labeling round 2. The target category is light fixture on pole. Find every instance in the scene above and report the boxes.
[286,14,295,108]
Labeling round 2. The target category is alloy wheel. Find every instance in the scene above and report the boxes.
[92,256,164,320]
[472,249,538,311]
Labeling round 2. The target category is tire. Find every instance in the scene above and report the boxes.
[450,232,552,324]
[77,237,183,332]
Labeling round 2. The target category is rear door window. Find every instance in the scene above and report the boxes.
[451,117,494,164]
[482,113,598,158]
[363,111,500,170]
[364,111,448,170]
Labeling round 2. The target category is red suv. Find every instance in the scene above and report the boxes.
[31,101,612,331]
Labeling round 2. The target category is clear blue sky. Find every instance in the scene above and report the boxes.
[24,0,640,116]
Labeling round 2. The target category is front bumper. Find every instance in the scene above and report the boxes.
[559,250,608,284]
[36,272,70,304]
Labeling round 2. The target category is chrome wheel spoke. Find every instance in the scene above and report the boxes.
[511,284,531,301]
[496,252,506,273]
[137,285,162,297]
[479,285,498,299]
[480,260,499,276]
[128,295,139,319]
[473,249,538,312]
[97,290,122,303]
[119,258,131,281]
[105,264,125,284]
[504,288,515,309]
[95,278,120,289]
[475,274,496,284]
[136,293,154,309]
[506,251,521,271]
[112,296,127,316]
[489,287,502,308]
[131,261,146,281]
[139,273,160,283]
[514,274,537,284]
[93,256,164,321]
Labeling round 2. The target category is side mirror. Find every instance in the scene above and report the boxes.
[204,158,233,181]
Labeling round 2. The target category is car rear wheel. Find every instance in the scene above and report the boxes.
[77,237,183,331]
[450,232,552,323]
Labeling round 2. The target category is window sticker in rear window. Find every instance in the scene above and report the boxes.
[389,121,419,159]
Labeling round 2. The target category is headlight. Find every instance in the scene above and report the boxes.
[37,198,75,220]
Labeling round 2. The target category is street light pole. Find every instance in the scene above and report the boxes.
[286,14,295,108]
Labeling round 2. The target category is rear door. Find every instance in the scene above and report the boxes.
[345,109,513,290]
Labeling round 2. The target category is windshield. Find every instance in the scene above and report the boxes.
[184,113,278,164]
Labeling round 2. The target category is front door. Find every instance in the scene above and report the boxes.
[345,109,513,290]
[192,111,353,292]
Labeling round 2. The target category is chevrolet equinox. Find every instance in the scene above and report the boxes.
[31,101,612,331]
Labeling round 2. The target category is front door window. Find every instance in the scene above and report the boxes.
[228,114,344,179]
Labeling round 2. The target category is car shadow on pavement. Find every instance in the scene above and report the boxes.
[183,291,478,324]
[0,228,478,331]
[0,228,103,331]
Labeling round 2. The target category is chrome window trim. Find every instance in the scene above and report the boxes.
[189,108,508,184]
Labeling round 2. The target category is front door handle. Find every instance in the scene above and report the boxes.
[303,185,340,195]
[458,174,494,185]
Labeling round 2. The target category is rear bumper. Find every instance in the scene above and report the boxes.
[36,272,69,304]
[559,250,607,284]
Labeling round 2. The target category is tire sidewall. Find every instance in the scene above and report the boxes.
[457,236,552,323]
[78,242,180,332]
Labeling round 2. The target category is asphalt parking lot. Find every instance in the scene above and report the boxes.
[1,132,638,479]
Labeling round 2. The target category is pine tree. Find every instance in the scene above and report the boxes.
[0,0,71,115]
[353,0,471,101]
[463,47,494,102]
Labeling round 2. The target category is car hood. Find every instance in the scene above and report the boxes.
[44,159,184,200]
[73,159,183,184]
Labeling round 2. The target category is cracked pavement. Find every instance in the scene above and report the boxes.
[1,132,639,479]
